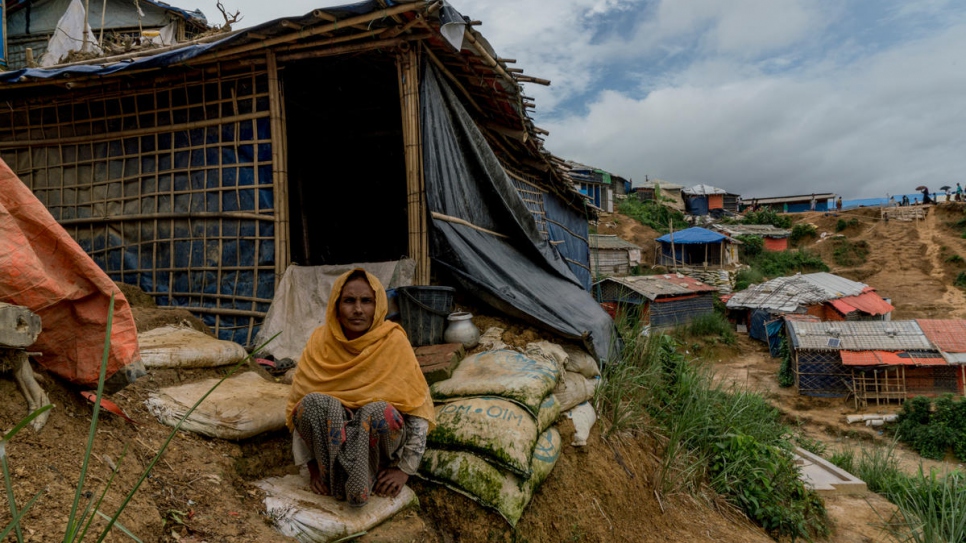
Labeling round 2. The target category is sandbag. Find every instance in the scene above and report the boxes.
[138,326,247,368]
[524,341,567,374]
[430,350,560,416]
[429,396,540,476]
[144,371,289,439]
[553,371,600,412]
[562,344,600,378]
[566,402,597,447]
[257,474,417,541]
[536,394,561,434]
[420,427,562,526]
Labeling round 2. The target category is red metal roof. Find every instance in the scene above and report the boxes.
[829,289,894,316]
[841,351,947,367]
[917,320,966,353]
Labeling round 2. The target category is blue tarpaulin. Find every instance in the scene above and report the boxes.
[656,227,726,244]
[766,319,785,357]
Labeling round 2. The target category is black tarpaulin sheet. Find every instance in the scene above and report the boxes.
[421,64,617,361]
[543,193,592,290]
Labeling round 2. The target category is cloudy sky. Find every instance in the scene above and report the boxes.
[164,0,966,199]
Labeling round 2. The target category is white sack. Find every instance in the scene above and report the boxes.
[40,0,102,67]
[430,350,560,416]
[562,344,600,378]
[553,371,600,412]
[524,341,567,374]
[144,372,289,440]
[478,326,507,351]
[257,474,416,542]
[138,325,247,368]
[253,260,415,362]
[566,402,597,447]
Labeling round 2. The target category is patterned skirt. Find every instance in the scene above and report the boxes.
[292,392,406,506]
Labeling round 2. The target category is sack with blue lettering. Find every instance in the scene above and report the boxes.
[430,350,560,416]
[420,427,562,527]
[428,396,543,476]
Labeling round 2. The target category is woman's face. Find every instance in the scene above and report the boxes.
[338,277,377,340]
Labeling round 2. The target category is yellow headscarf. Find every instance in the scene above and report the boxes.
[285,269,436,431]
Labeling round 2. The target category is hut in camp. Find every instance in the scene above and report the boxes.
[712,224,791,252]
[786,319,966,403]
[566,161,630,212]
[5,0,209,69]
[589,234,641,276]
[593,274,717,329]
[655,227,739,268]
[726,272,894,355]
[631,178,685,212]
[742,193,836,213]
[0,1,615,361]
[682,184,739,217]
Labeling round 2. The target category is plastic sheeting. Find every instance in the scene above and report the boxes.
[656,227,727,244]
[40,0,103,67]
[0,158,143,389]
[543,194,592,289]
[421,64,617,361]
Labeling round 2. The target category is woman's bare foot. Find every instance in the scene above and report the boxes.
[307,460,330,496]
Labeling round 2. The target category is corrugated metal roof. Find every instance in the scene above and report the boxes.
[595,274,717,301]
[787,320,934,352]
[683,184,729,195]
[590,235,641,250]
[743,193,837,205]
[713,224,791,238]
[727,275,834,312]
[798,273,867,298]
[917,320,966,353]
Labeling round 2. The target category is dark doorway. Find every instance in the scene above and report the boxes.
[283,54,408,265]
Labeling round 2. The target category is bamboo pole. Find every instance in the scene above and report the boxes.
[397,45,429,284]
[669,219,676,270]
[99,0,107,44]
[56,211,275,226]
[277,35,429,63]
[267,51,290,286]
[431,212,508,238]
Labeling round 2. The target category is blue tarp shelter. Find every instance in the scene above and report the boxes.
[656,227,736,267]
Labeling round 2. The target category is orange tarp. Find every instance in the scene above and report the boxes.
[841,351,946,367]
[708,194,724,210]
[0,159,141,387]
[829,289,894,316]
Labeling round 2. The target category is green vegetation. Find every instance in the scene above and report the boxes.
[754,249,829,277]
[945,254,965,264]
[893,395,966,461]
[777,335,795,388]
[835,218,859,232]
[734,234,763,261]
[829,441,966,543]
[789,223,818,245]
[734,267,765,292]
[673,313,736,346]
[595,330,830,540]
[618,198,688,234]
[741,208,792,229]
[831,238,870,267]
[956,272,966,289]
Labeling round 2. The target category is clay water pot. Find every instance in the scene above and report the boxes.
[443,312,480,349]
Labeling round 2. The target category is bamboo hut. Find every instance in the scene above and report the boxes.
[0,1,614,359]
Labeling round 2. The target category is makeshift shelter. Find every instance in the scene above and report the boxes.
[742,193,836,213]
[713,224,791,252]
[655,227,738,268]
[589,235,640,276]
[6,0,208,69]
[727,273,893,347]
[682,184,729,217]
[0,2,615,360]
[566,161,629,212]
[594,274,717,329]
[786,320,963,403]
[631,179,685,211]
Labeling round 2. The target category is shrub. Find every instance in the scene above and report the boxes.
[832,239,870,267]
[956,272,966,289]
[618,198,688,233]
[893,395,966,461]
[946,254,965,264]
[741,208,792,229]
[755,249,829,277]
[678,313,736,346]
[777,336,794,388]
[734,267,764,291]
[789,223,817,245]
[734,234,763,260]
[835,218,860,232]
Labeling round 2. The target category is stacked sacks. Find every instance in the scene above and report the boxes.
[421,349,563,526]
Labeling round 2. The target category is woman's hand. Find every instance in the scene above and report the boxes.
[374,467,408,497]
[307,460,330,496]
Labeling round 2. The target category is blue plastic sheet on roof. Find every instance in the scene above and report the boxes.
[656,227,725,244]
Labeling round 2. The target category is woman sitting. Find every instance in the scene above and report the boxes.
[285,269,435,506]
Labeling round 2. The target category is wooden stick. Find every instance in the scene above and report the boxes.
[267,51,290,286]
[56,211,275,226]
[431,212,508,239]
[277,35,429,63]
